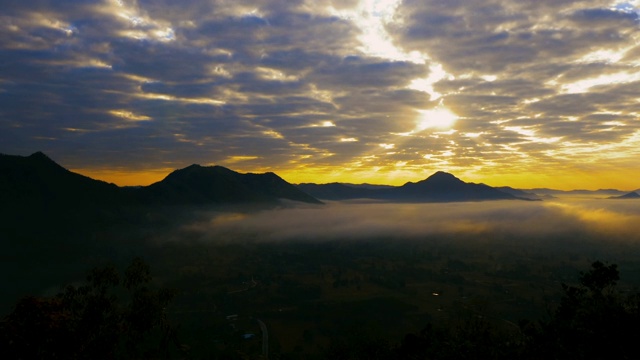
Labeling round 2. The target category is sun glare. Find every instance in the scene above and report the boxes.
[416,107,459,130]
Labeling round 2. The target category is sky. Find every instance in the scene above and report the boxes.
[1,0,639,190]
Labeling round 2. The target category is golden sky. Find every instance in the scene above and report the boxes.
[2,0,640,190]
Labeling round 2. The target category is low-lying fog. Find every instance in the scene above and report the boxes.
[178,198,640,244]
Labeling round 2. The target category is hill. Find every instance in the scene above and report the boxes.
[137,164,322,205]
[387,171,519,202]
[0,152,125,213]
[608,191,640,200]
[297,183,379,200]
[299,171,523,202]
[0,152,322,212]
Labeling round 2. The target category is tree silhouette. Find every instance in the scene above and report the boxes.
[523,261,639,360]
[389,261,640,360]
[0,258,181,359]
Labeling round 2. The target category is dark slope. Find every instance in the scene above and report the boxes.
[608,191,640,200]
[0,151,124,211]
[0,153,320,313]
[0,152,321,208]
[137,164,322,205]
[496,186,545,201]
[386,171,517,202]
[299,171,520,202]
[297,183,379,200]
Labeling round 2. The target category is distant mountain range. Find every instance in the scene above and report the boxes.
[0,152,125,211]
[0,152,321,216]
[608,191,640,200]
[135,163,321,205]
[1,152,638,214]
[299,171,533,202]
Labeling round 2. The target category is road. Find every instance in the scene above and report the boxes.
[256,318,268,359]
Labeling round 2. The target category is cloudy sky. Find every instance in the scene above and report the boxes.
[1,0,639,189]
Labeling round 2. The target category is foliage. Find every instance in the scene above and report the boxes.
[522,261,640,360]
[0,258,181,359]
[325,261,640,360]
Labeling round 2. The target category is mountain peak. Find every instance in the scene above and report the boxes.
[145,163,321,205]
[28,151,55,163]
[25,151,68,171]
[426,171,460,182]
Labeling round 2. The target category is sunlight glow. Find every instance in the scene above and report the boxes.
[225,156,260,163]
[105,0,176,42]
[109,110,151,121]
[320,121,336,127]
[575,48,630,64]
[135,92,226,105]
[416,107,459,130]
[328,0,426,64]
[611,0,640,15]
[262,130,285,139]
[481,75,498,82]
[559,71,640,94]
[256,67,299,81]
[329,0,455,101]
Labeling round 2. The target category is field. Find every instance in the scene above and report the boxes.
[144,234,640,358]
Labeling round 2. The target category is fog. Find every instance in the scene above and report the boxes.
[177,198,640,244]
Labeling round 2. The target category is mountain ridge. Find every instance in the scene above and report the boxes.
[0,152,322,211]
[137,163,321,205]
[299,171,526,202]
[2,152,637,206]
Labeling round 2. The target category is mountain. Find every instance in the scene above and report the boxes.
[337,183,396,190]
[0,152,322,213]
[297,183,379,200]
[138,164,322,205]
[386,171,519,202]
[608,191,640,200]
[299,171,522,202]
[496,186,546,200]
[0,151,125,212]
[524,188,627,197]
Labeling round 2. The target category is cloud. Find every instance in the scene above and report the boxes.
[0,0,639,189]
[177,199,640,244]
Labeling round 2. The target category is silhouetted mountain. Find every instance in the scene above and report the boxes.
[524,188,627,197]
[297,183,379,200]
[0,152,322,215]
[0,152,124,213]
[496,186,545,200]
[387,171,518,202]
[608,191,640,200]
[337,183,395,190]
[137,164,322,205]
[299,171,522,202]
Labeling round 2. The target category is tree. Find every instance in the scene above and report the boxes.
[523,261,640,360]
[0,258,182,359]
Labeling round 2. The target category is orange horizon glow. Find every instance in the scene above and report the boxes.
[73,166,640,192]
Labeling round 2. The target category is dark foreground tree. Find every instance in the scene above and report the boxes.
[521,261,640,360]
[360,261,640,360]
[0,258,183,359]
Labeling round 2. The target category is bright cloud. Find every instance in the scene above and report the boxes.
[0,0,639,189]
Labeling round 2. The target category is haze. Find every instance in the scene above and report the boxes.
[176,198,640,243]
